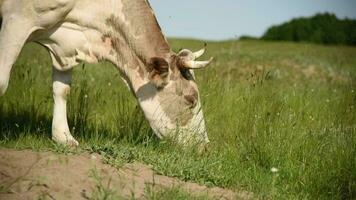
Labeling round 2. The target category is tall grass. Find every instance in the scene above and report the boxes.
[0,40,355,199]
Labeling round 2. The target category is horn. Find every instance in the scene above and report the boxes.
[193,43,208,59]
[193,48,205,59]
[183,57,214,69]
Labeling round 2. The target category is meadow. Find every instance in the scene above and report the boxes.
[0,39,355,199]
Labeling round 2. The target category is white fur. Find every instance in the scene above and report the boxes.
[0,12,39,95]
[52,68,78,146]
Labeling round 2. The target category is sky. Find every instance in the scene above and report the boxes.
[149,0,356,41]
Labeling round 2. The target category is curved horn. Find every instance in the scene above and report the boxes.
[193,48,206,59]
[183,57,214,69]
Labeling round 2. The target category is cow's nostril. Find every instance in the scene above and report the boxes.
[184,95,197,108]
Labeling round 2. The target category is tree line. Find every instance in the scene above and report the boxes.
[259,13,356,46]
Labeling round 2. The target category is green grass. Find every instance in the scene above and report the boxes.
[145,186,213,200]
[0,39,355,199]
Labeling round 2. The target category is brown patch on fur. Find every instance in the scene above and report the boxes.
[101,34,115,55]
[105,15,127,40]
[184,88,198,108]
[184,94,197,108]
[101,33,109,42]
[121,0,167,49]
[101,31,145,79]
[168,55,183,81]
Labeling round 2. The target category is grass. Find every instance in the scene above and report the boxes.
[145,186,213,200]
[0,39,355,199]
[88,168,120,200]
[80,167,209,200]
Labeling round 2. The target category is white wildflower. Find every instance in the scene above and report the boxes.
[271,167,279,173]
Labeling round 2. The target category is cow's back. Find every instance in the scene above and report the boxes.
[31,0,170,71]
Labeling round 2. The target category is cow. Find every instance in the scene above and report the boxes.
[0,0,213,149]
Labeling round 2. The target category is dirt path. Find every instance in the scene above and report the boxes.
[0,149,252,200]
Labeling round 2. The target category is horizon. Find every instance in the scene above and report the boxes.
[150,0,356,41]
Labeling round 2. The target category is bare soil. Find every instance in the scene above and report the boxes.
[0,149,252,200]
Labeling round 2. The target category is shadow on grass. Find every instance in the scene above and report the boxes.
[0,106,52,142]
[0,103,157,147]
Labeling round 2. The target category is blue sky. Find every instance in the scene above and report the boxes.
[149,0,356,40]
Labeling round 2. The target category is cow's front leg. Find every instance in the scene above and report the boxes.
[0,14,38,96]
[52,68,78,146]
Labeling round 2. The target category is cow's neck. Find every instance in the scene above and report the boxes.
[102,0,171,92]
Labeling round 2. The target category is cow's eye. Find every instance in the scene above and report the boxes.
[180,69,194,81]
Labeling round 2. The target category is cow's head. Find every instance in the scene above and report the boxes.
[136,47,213,148]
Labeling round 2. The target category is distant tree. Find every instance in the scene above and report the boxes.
[262,13,356,46]
[239,35,258,40]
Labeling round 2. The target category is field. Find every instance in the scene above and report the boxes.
[0,39,355,199]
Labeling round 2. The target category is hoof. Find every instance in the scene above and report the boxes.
[52,133,79,147]
[66,138,79,147]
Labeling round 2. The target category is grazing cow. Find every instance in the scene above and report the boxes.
[0,0,212,148]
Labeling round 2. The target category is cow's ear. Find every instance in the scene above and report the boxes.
[147,57,169,89]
